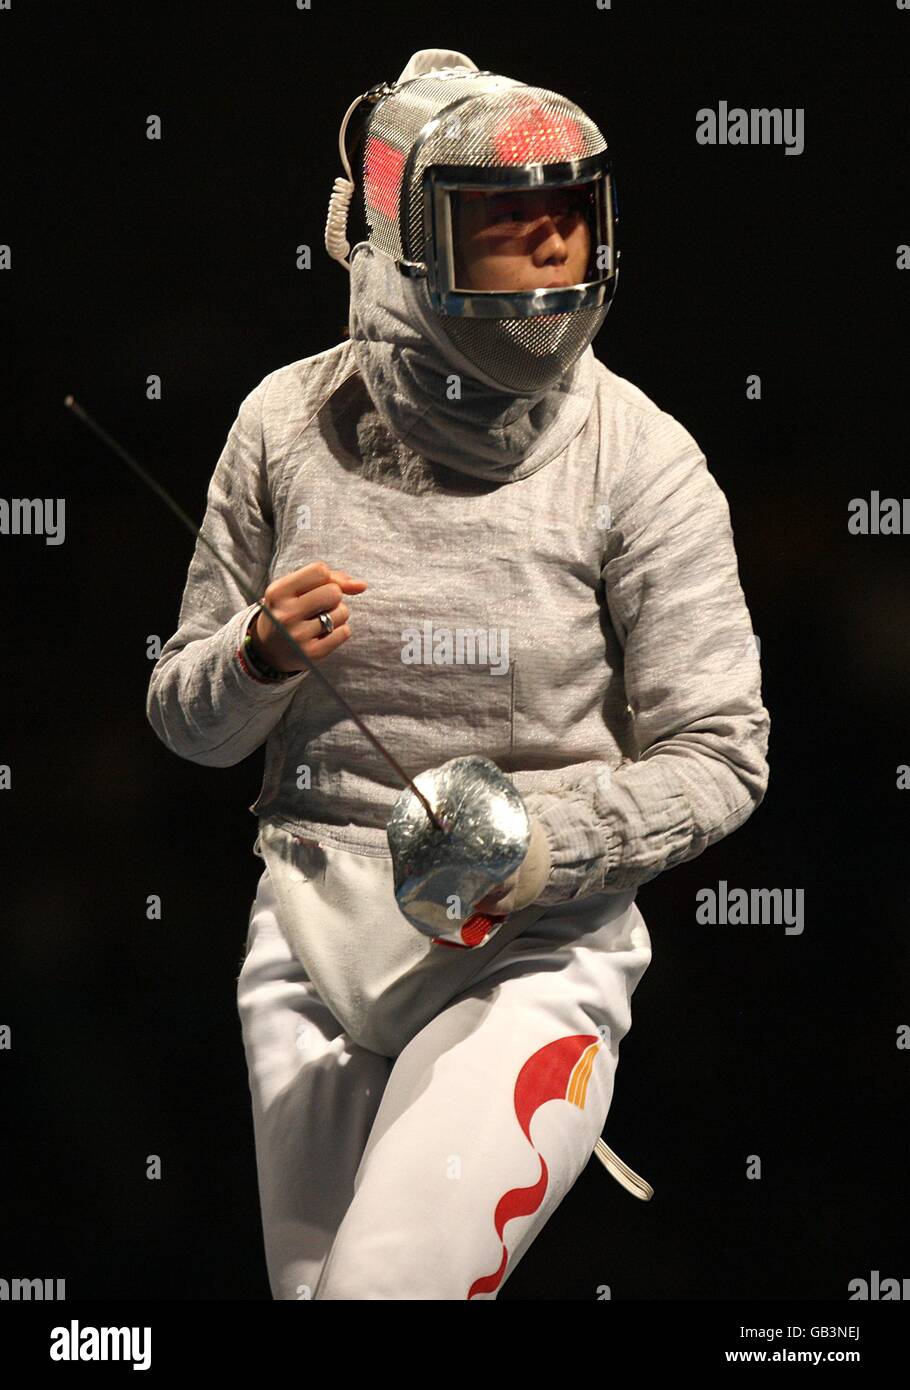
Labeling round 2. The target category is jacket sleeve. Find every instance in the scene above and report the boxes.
[516,408,770,904]
[145,374,310,768]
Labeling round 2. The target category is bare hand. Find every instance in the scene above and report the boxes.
[251,560,368,673]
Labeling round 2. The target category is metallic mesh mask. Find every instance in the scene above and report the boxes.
[335,55,619,393]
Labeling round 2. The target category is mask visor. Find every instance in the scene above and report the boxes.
[422,155,616,318]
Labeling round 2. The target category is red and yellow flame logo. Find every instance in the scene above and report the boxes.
[467,1033,602,1299]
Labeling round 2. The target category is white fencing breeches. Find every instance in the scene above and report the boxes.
[236,851,652,1300]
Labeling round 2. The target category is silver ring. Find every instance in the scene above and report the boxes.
[316,611,335,636]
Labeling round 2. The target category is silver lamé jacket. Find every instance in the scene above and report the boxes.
[146,338,770,906]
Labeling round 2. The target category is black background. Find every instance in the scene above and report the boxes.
[1,0,908,1300]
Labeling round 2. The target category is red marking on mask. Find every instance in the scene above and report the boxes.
[364,136,406,220]
[491,105,585,164]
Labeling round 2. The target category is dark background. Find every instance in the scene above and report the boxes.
[1,0,907,1300]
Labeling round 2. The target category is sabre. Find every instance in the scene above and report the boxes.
[62,394,448,836]
[61,398,653,1196]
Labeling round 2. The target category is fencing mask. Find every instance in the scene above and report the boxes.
[325,49,620,481]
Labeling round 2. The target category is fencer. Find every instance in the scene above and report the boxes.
[146,47,770,1299]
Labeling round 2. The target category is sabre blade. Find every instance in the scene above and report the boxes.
[63,394,447,834]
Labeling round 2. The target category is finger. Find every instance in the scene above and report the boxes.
[284,618,352,667]
[305,594,350,638]
[277,597,350,656]
[269,561,333,600]
[331,572,369,591]
[295,580,344,619]
[302,621,351,658]
[266,593,353,666]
